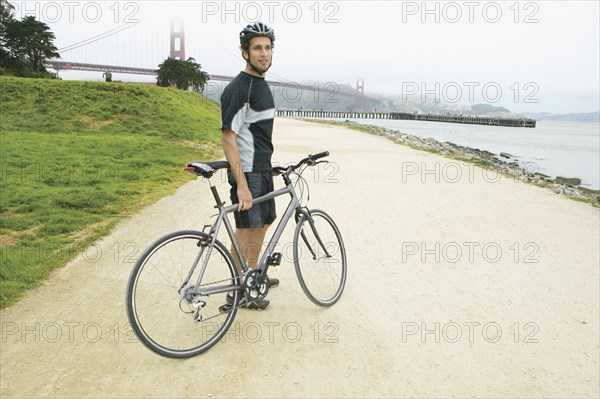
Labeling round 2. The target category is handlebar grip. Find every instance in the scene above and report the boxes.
[310,151,329,161]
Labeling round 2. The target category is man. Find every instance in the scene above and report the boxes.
[221,22,278,310]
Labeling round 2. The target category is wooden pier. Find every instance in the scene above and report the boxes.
[276,109,536,128]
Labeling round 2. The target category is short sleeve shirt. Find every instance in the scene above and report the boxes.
[220,71,275,173]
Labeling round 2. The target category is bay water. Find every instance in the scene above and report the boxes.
[329,118,600,190]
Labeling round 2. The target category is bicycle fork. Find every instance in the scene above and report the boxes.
[296,208,332,261]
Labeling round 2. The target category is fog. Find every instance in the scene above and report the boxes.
[10,1,600,113]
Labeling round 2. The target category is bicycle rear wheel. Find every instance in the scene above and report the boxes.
[293,209,347,306]
[126,230,240,358]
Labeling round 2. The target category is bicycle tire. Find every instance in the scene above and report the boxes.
[126,230,240,358]
[293,209,347,306]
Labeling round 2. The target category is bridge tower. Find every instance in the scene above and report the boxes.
[170,19,186,60]
[356,77,365,111]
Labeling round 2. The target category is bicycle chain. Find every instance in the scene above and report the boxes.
[193,273,267,322]
[188,277,244,322]
[197,294,246,322]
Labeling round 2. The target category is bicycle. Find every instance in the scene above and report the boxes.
[126,151,347,358]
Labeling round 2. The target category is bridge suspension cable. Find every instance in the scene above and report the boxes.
[58,22,139,53]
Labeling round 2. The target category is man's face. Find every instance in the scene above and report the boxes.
[244,36,273,75]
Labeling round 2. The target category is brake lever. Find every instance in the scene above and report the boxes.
[307,157,328,167]
[272,166,286,176]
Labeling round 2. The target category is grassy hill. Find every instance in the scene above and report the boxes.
[0,76,223,308]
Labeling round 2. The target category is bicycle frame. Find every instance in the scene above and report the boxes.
[126,152,344,358]
[185,173,308,297]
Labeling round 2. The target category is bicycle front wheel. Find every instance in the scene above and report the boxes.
[293,209,347,306]
[126,230,240,358]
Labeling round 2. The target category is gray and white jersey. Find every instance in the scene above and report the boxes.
[220,71,275,173]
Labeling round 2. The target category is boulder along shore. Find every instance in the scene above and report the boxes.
[327,120,600,205]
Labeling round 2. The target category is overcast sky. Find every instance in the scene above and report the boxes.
[11,0,600,113]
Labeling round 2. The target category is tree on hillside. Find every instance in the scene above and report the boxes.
[0,0,14,19]
[0,0,16,67]
[156,57,209,91]
[1,2,59,77]
[4,16,59,73]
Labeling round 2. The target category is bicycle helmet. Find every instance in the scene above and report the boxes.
[239,21,275,51]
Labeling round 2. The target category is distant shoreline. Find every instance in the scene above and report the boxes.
[520,111,599,123]
[296,118,600,207]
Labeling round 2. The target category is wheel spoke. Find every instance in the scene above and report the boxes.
[126,231,239,358]
[294,210,347,306]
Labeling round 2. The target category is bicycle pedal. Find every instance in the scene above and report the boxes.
[267,252,282,266]
[219,304,232,313]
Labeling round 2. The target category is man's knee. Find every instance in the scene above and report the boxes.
[238,224,270,236]
[237,227,261,238]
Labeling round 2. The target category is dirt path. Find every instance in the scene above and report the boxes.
[1,118,599,398]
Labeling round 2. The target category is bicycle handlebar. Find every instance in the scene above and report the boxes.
[309,151,329,162]
[272,151,330,176]
[297,151,329,168]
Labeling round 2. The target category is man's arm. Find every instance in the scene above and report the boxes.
[222,129,253,212]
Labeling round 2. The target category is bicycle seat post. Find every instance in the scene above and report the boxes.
[207,177,225,208]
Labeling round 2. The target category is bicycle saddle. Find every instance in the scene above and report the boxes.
[185,161,230,178]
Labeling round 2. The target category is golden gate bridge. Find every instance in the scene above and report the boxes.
[44,20,372,109]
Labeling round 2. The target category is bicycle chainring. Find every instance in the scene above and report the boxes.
[244,270,269,302]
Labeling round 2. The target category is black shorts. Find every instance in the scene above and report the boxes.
[228,171,277,229]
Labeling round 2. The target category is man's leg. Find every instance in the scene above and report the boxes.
[231,224,271,274]
[229,173,276,274]
[227,225,272,310]
[226,172,278,309]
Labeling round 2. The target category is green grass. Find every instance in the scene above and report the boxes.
[0,76,224,308]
